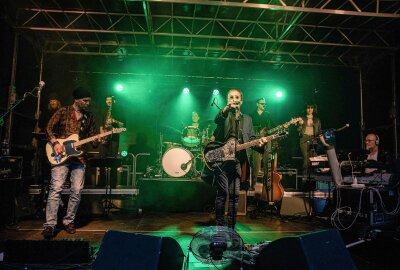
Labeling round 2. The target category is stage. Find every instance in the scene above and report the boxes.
[1,195,400,269]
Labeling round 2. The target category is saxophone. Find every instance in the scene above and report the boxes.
[102,103,113,144]
[104,103,113,131]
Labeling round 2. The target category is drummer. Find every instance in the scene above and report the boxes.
[191,111,213,145]
[191,111,201,129]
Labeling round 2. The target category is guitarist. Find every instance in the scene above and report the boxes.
[249,97,276,191]
[209,89,267,229]
[42,87,99,239]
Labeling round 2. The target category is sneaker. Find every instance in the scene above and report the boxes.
[42,226,54,239]
[65,223,76,234]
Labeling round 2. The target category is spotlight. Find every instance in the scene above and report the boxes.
[183,87,190,94]
[120,150,128,157]
[213,89,219,96]
[116,84,124,92]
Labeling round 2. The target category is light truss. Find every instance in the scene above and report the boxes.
[13,0,400,68]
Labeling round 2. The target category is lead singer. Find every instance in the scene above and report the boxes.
[209,89,267,229]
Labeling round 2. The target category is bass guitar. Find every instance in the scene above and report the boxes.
[46,128,126,165]
[203,130,288,171]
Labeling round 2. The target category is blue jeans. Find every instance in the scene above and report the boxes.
[215,162,241,229]
[44,162,85,228]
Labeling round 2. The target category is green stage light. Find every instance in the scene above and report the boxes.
[116,84,124,92]
[183,87,190,94]
[275,91,283,98]
[213,89,219,96]
[121,150,128,157]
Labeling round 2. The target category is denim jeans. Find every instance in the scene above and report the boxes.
[215,162,241,229]
[44,162,85,228]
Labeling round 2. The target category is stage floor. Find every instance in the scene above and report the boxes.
[0,210,399,270]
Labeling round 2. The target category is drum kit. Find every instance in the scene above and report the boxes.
[159,124,213,178]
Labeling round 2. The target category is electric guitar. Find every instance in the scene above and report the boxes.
[260,117,302,135]
[203,130,288,171]
[46,128,126,165]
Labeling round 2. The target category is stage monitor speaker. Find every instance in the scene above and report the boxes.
[92,230,184,270]
[280,196,311,217]
[4,240,90,264]
[255,229,356,270]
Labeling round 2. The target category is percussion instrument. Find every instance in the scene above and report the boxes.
[162,147,194,177]
[182,126,200,147]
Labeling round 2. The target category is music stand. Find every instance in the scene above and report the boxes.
[88,158,122,215]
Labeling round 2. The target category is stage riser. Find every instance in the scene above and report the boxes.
[137,179,216,212]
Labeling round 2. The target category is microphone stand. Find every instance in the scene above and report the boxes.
[0,85,40,127]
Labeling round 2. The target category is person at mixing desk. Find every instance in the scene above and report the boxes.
[364,133,394,174]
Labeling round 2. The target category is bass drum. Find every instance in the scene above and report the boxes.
[162,147,193,177]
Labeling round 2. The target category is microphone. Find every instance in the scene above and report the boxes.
[211,97,216,107]
[38,81,45,91]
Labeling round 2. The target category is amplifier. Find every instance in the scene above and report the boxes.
[225,191,247,216]
[277,168,298,190]
[0,156,23,180]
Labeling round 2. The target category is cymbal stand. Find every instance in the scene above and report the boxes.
[158,132,163,176]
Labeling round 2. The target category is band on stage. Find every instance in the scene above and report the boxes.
[31,87,397,238]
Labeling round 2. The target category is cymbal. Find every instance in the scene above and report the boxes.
[162,142,181,147]
[159,125,182,134]
[200,120,215,127]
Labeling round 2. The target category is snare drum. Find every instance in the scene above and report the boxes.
[162,147,193,177]
[182,126,200,147]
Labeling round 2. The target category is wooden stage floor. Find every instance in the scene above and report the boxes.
[1,210,399,270]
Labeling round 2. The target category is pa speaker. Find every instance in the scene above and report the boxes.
[92,230,184,270]
[4,240,90,264]
[255,229,356,270]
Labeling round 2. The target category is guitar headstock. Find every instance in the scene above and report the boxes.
[267,129,289,141]
[290,117,303,124]
[112,128,127,134]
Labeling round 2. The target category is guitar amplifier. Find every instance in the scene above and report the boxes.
[225,191,247,216]
[0,156,23,180]
[277,168,298,190]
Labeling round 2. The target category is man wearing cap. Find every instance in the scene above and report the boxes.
[42,87,98,239]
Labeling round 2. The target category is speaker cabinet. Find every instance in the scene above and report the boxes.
[92,230,184,270]
[256,229,356,270]
[225,190,247,216]
[280,196,311,217]
[4,240,90,264]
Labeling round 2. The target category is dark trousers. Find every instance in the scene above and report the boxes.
[299,135,317,177]
[215,162,241,229]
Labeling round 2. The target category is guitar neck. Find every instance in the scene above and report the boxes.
[74,130,114,147]
[268,122,288,134]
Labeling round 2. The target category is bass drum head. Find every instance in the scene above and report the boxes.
[162,147,193,177]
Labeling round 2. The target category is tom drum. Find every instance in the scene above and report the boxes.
[182,126,200,147]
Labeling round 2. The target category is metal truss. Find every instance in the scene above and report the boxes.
[14,0,400,68]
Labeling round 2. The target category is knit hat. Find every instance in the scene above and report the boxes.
[73,87,91,99]
[48,92,59,101]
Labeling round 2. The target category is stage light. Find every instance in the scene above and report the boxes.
[116,84,124,92]
[275,91,283,98]
[121,150,128,157]
[213,89,219,96]
[183,87,190,94]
